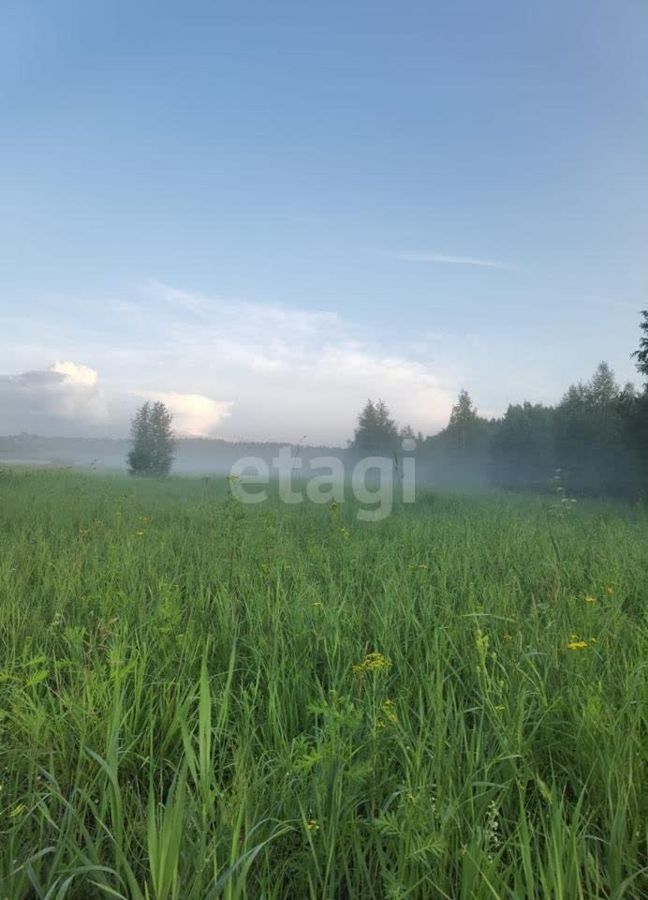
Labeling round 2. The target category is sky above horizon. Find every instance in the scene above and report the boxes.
[1,0,647,443]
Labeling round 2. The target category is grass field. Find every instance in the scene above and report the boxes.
[0,468,646,899]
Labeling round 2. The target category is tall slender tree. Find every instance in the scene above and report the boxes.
[447,389,479,451]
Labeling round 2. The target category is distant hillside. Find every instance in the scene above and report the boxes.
[0,434,349,474]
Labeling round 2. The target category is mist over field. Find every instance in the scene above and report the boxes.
[0,434,322,475]
[2,351,647,500]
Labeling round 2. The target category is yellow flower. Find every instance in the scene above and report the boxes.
[606,586,614,596]
[494,705,505,712]
[567,640,588,650]
[353,651,390,675]
[584,596,596,603]
[306,818,319,831]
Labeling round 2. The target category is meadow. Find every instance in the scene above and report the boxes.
[0,468,646,899]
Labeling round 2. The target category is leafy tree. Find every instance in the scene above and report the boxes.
[632,310,648,387]
[351,399,399,454]
[127,401,175,476]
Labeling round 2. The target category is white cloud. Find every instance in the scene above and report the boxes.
[127,284,458,441]
[395,251,513,270]
[0,361,230,439]
[0,360,107,433]
[50,360,98,386]
[0,283,464,442]
[147,392,232,437]
[141,280,344,337]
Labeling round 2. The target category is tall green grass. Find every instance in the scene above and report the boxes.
[0,468,646,898]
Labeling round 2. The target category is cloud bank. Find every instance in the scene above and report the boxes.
[0,283,462,443]
[0,362,107,435]
[0,361,229,438]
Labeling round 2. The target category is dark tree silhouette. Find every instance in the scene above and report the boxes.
[346,314,648,499]
[351,399,399,455]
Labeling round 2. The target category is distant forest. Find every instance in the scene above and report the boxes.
[351,312,648,499]
[2,313,647,498]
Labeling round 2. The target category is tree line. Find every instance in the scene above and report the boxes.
[127,313,647,495]
[351,312,648,498]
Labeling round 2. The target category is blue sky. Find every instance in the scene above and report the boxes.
[1,0,646,442]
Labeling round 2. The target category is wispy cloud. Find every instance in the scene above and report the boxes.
[140,280,343,334]
[395,252,513,270]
